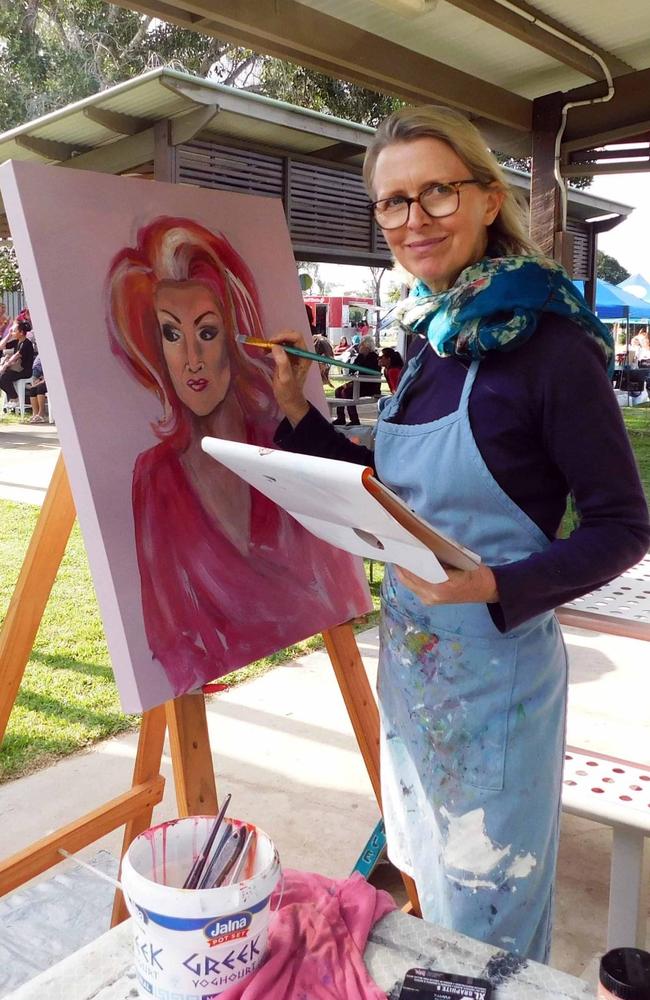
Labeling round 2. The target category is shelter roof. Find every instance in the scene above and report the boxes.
[0,68,632,225]
[108,0,650,161]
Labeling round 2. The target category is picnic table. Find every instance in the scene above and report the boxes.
[325,370,384,416]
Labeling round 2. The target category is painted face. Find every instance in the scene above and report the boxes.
[372,137,503,291]
[155,282,231,417]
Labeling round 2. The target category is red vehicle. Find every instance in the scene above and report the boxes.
[304,295,374,346]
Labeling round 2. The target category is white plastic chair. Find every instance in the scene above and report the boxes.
[14,378,30,418]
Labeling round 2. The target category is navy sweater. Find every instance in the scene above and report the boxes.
[275,316,649,632]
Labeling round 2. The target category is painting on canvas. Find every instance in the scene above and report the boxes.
[0,161,371,712]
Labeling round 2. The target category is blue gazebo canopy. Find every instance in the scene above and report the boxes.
[618,273,650,303]
[574,279,650,320]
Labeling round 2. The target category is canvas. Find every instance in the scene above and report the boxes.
[0,161,371,712]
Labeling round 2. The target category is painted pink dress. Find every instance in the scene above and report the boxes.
[133,437,371,697]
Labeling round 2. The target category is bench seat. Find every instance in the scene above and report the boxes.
[562,745,650,949]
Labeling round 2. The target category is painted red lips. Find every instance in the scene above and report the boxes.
[187,378,208,391]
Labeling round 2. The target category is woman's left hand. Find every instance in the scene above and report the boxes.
[395,562,499,605]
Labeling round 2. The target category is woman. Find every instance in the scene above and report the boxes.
[379,347,404,393]
[631,328,650,366]
[107,217,369,698]
[269,107,649,961]
[0,319,34,406]
[334,335,349,355]
[332,334,381,425]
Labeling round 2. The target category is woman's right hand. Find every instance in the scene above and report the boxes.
[269,330,311,427]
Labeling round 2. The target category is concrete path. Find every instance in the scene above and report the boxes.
[0,422,648,991]
[0,422,59,505]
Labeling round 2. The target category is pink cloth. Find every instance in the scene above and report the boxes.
[220,869,396,1000]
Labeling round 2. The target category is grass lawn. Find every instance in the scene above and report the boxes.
[0,498,381,783]
[1,405,647,783]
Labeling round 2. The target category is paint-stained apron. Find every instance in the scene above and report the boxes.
[374,348,568,962]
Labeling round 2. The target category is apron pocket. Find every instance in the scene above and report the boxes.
[379,598,518,793]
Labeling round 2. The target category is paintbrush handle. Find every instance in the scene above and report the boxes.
[183,793,231,889]
[241,338,382,378]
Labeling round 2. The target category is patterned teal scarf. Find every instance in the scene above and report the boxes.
[385,255,614,374]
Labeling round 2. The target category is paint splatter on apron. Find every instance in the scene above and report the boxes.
[374,349,567,962]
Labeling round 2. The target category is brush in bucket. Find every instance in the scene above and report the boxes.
[121,811,281,999]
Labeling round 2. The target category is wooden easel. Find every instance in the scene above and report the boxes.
[0,454,421,921]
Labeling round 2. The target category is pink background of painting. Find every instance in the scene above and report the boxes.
[0,160,346,712]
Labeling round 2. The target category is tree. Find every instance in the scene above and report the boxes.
[0,3,401,132]
[0,2,264,130]
[0,242,20,292]
[597,250,630,286]
[496,154,590,190]
[296,261,331,295]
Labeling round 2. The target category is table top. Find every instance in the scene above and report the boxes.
[557,553,650,641]
[8,910,593,1000]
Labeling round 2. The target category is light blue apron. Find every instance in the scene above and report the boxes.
[374,346,568,962]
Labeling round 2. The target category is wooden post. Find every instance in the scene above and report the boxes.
[110,704,167,925]
[530,92,564,259]
[323,623,422,916]
[166,691,218,816]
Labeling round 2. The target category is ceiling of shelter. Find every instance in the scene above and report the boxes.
[114,0,650,160]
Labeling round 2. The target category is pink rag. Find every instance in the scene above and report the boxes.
[219,869,396,1000]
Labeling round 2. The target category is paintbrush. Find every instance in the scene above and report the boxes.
[199,825,244,889]
[236,335,382,378]
[225,827,256,885]
[210,827,247,889]
[183,793,231,889]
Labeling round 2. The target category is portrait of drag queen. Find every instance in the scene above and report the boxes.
[107,217,369,697]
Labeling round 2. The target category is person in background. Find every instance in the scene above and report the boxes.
[379,347,404,393]
[0,319,34,407]
[25,353,48,422]
[332,333,380,425]
[334,335,349,355]
[631,328,650,366]
[313,331,334,385]
[269,105,649,962]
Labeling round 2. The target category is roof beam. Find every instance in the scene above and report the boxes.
[161,74,376,146]
[308,141,366,162]
[442,0,632,80]
[14,135,92,161]
[57,128,155,174]
[83,107,156,135]
[112,0,531,132]
[562,120,650,154]
[170,104,220,144]
[562,67,650,146]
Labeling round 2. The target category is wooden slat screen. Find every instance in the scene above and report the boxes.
[177,141,284,198]
[289,160,371,250]
[175,138,391,264]
[566,220,591,280]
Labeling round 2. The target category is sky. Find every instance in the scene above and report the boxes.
[590,172,650,279]
[316,170,650,298]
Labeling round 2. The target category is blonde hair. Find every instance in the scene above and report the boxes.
[363,106,540,258]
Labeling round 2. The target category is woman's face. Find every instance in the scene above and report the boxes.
[372,137,503,291]
[155,281,231,417]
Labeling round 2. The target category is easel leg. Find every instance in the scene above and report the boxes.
[111,705,167,925]
[0,453,75,743]
[166,691,218,816]
[323,623,422,916]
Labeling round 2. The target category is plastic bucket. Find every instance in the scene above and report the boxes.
[121,816,281,999]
